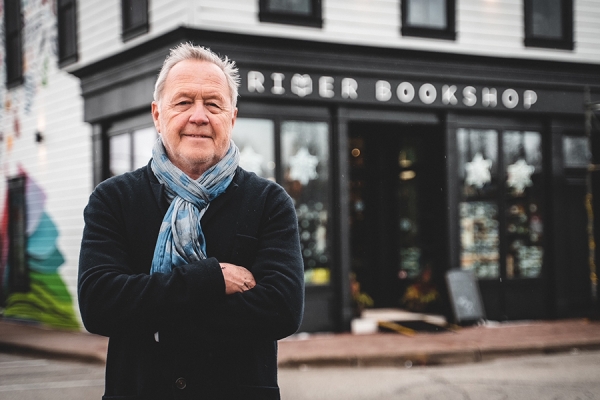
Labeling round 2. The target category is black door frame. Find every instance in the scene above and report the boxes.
[336,107,441,329]
[447,112,550,321]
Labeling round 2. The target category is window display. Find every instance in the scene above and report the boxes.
[458,128,544,280]
[232,118,275,180]
[282,121,331,285]
[232,118,331,286]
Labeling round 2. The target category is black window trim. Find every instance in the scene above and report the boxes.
[121,0,149,42]
[259,0,323,28]
[5,0,24,88]
[524,0,574,50]
[57,0,79,67]
[400,0,456,41]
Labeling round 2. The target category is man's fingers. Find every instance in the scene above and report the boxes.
[221,263,256,294]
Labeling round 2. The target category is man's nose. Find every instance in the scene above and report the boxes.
[189,103,209,124]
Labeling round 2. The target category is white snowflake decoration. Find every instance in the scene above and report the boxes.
[465,152,492,188]
[239,145,265,176]
[507,159,535,194]
[289,147,319,185]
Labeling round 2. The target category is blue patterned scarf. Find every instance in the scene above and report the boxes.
[150,138,239,274]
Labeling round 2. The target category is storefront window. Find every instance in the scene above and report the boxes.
[503,131,543,278]
[232,118,276,180]
[109,126,156,177]
[281,121,330,286]
[458,129,500,278]
[233,117,331,286]
[563,136,590,168]
[457,128,544,280]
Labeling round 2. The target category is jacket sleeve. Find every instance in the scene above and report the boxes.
[161,186,304,343]
[191,186,305,342]
[179,186,304,341]
[77,183,227,338]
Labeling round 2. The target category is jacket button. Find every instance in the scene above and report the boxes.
[175,377,187,390]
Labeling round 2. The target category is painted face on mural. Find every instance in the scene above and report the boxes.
[151,59,237,179]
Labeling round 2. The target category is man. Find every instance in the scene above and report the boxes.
[78,43,304,400]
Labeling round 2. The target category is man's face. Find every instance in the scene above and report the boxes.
[152,59,237,179]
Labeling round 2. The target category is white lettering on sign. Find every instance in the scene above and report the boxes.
[271,73,285,95]
[319,76,335,98]
[291,74,313,97]
[341,78,358,99]
[246,71,539,110]
[463,86,477,107]
[419,83,437,105]
[397,82,415,103]
[376,80,392,101]
[482,88,497,107]
[524,90,538,109]
[502,89,519,109]
[248,71,265,93]
[442,85,458,105]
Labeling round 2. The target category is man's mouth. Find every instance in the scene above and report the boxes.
[184,133,211,139]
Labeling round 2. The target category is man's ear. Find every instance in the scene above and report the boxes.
[151,102,161,133]
[231,107,238,129]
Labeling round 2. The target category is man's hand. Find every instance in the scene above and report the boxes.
[220,263,256,295]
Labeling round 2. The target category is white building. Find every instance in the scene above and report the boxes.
[1,0,599,331]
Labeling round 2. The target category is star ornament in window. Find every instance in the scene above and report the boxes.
[239,145,265,176]
[465,152,492,189]
[507,159,535,194]
[289,147,319,185]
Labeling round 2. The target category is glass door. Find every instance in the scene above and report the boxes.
[456,124,546,320]
[349,121,446,314]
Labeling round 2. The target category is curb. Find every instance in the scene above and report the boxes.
[0,341,107,365]
[278,340,600,369]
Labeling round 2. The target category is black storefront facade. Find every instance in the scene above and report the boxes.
[72,28,600,332]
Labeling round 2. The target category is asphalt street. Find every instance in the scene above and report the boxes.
[0,352,104,400]
[278,350,600,400]
[1,350,599,399]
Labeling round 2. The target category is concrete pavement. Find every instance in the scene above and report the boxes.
[0,314,599,368]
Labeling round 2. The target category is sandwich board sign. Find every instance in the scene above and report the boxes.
[445,269,485,324]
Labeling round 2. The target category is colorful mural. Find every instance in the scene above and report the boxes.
[0,169,78,329]
[0,1,79,330]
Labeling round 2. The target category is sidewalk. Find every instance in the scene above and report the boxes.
[1,316,599,368]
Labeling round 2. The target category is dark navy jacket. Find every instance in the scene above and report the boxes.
[78,163,304,400]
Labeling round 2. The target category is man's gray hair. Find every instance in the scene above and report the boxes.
[153,42,240,107]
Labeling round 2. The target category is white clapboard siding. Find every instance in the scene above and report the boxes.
[72,0,600,68]
[0,0,92,328]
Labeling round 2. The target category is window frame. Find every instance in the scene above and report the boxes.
[4,0,24,87]
[524,0,574,50]
[121,0,149,42]
[97,113,155,183]
[400,0,456,41]
[7,175,29,293]
[259,0,323,28]
[57,0,79,67]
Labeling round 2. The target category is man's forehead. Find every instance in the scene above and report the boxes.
[168,60,225,81]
